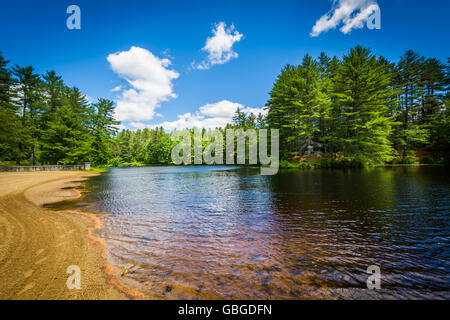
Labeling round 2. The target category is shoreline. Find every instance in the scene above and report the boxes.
[0,171,133,300]
[101,162,445,169]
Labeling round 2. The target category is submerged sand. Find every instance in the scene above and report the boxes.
[0,171,128,300]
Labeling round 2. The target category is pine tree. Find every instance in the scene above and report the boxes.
[232,107,247,127]
[40,104,91,164]
[393,51,436,157]
[90,99,120,165]
[322,56,343,158]
[396,50,423,129]
[0,51,21,162]
[332,46,396,163]
[266,64,304,159]
[316,52,333,154]
[63,86,92,126]
[12,65,42,165]
[419,58,445,122]
[294,55,328,162]
[42,71,64,115]
[266,55,330,161]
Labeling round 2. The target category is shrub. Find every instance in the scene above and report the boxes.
[390,157,417,165]
[419,157,436,164]
[107,156,123,167]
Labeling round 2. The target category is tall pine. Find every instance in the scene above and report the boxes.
[332,46,396,163]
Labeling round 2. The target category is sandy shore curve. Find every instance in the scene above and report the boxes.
[0,171,128,300]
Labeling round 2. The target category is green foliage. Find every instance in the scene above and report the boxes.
[89,99,119,165]
[120,162,147,167]
[40,104,91,164]
[280,156,370,169]
[419,157,436,165]
[429,99,450,164]
[107,156,124,167]
[279,160,313,169]
[266,46,448,166]
[390,157,418,165]
[110,127,175,165]
[144,133,174,164]
[0,47,448,169]
[0,51,21,162]
[88,167,110,173]
[331,46,396,162]
[0,51,121,166]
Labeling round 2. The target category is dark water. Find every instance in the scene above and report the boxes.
[78,166,449,299]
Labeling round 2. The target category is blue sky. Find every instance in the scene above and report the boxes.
[0,0,448,130]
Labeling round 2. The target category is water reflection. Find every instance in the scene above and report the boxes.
[79,166,450,299]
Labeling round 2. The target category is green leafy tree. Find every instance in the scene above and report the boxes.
[12,65,42,165]
[331,46,397,163]
[90,99,120,165]
[419,58,446,122]
[40,104,91,164]
[144,129,174,164]
[42,71,64,115]
[0,52,21,162]
[266,55,330,161]
[266,64,304,159]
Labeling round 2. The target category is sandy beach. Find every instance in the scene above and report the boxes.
[0,171,128,300]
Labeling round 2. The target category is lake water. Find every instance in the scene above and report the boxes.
[77,166,449,299]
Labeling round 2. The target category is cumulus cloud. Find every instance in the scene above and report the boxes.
[111,85,122,92]
[130,100,266,131]
[194,22,243,70]
[107,46,179,122]
[310,0,379,37]
[113,123,127,132]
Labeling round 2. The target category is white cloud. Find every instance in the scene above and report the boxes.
[111,85,122,92]
[113,123,127,132]
[130,100,266,131]
[310,0,379,37]
[194,22,243,70]
[107,46,179,122]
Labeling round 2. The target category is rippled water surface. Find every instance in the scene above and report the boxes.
[79,166,450,299]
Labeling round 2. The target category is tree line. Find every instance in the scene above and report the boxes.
[109,46,449,168]
[0,51,119,166]
[1,46,449,168]
[266,46,449,166]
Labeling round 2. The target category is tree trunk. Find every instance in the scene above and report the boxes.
[16,142,22,165]
[30,145,35,166]
[404,87,409,130]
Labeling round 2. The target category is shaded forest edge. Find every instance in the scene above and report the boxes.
[0,46,449,169]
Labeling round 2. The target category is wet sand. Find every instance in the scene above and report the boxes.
[0,171,128,300]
